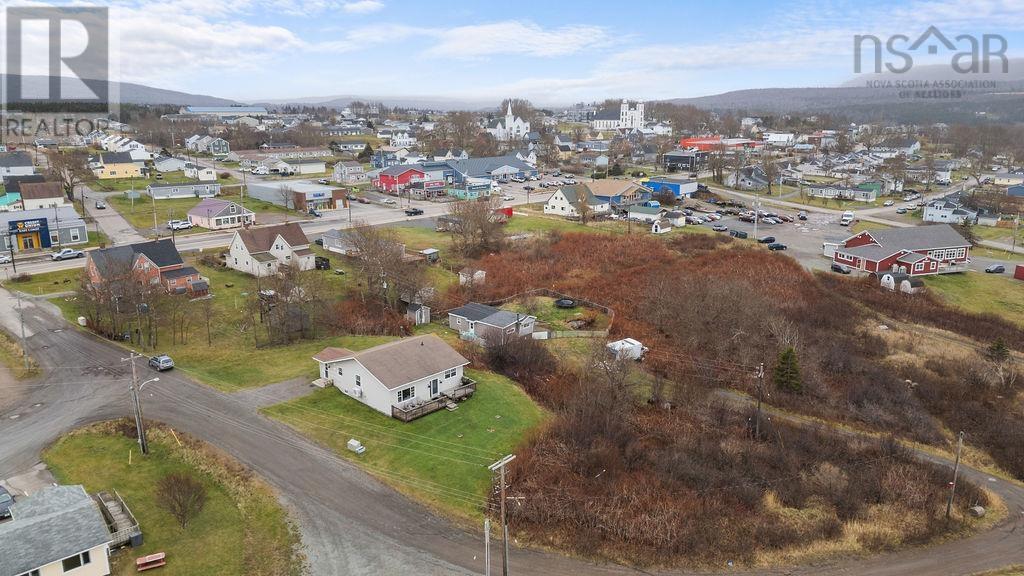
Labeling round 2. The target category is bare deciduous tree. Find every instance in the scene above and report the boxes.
[156,473,207,528]
[446,198,506,257]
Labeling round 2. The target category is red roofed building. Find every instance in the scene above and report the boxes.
[374,165,426,193]
[832,224,971,276]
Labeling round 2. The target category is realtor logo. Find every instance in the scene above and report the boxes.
[854,26,1008,74]
[4,6,110,105]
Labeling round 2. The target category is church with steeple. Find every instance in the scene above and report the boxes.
[485,102,531,141]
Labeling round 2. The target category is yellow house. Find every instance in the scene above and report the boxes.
[92,151,142,179]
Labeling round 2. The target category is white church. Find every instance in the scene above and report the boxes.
[590,100,645,131]
[486,102,531,141]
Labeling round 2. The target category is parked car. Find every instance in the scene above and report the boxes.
[404,208,424,216]
[0,485,12,519]
[985,264,1006,274]
[317,178,329,185]
[511,177,526,183]
[767,242,787,251]
[523,185,534,191]
[831,263,852,274]
[94,200,107,209]
[314,238,324,246]
[308,209,322,218]
[798,211,808,220]
[895,207,908,214]
[357,197,370,204]
[382,198,397,205]
[501,195,514,201]
[0,253,11,264]
[729,229,748,239]
[757,236,776,244]
[712,224,728,232]
[51,248,84,261]
[777,214,793,222]
[148,354,174,371]
[883,200,895,206]
[167,220,192,230]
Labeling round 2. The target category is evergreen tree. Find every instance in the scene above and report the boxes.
[773,346,802,393]
[609,162,624,176]
[357,143,373,161]
[986,338,1010,363]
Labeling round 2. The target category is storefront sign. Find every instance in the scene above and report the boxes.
[9,217,45,234]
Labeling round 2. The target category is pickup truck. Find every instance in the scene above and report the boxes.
[51,248,84,261]
[404,208,424,216]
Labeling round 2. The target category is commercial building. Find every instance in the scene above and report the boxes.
[1,206,88,252]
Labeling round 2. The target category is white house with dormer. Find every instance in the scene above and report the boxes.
[486,102,531,141]
[227,222,314,277]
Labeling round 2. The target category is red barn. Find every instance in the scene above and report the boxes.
[374,165,425,193]
[832,224,971,276]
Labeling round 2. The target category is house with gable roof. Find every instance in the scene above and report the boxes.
[447,302,536,346]
[86,238,209,297]
[543,185,611,217]
[227,222,314,277]
[832,223,971,276]
[187,198,255,230]
[312,334,474,421]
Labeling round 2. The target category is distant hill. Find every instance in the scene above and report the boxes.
[662,59,1024,123]
[2,75,240,106]
[256,94,496,111]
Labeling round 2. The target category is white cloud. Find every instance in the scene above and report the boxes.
[342,0,384,14]
[422,21,609,59]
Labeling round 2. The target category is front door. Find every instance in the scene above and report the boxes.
[429,379,439,398]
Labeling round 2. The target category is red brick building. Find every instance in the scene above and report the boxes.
[86,239,209,297]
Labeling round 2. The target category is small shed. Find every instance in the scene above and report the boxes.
[1015,264,1024,281]
[405,302,431,325]
[880,271,910,291]
[899,277,924,294]
[459,267,486,286]
[420,248,440,263]
[665,211,686,227]
[651,219,672,234]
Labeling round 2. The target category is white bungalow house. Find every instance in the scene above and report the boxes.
[227,222,314,277]
[312,335,474,421]
[543,186,610,218]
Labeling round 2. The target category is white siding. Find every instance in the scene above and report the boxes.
[321,359,465,416]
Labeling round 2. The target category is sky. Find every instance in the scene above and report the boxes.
[13,0,1024,106]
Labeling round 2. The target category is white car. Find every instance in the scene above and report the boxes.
[883,200,894,206]
[51,248,84,261]
[501,195,514,201]
[167,220,192,230]
[0,253,11,264]
[382,198,397,205]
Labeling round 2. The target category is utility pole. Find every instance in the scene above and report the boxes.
[16,291,28,370]
[484,518,491,576]
[1013,212,1020,253]
[489,454,516,576]
[946,430,964,520]
[123,352,159,455]
[754,362,765,440]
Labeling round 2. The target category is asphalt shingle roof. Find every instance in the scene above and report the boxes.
[236,223,309,253]
[0,151,33,168]
[0,485,111,576]
[316,335,469,390]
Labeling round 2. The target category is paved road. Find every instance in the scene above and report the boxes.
[2,289,1022,576]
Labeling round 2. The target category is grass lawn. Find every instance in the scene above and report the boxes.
[45,423,302,576]
[90,171,240,192]
[3,267,83,295]
[973,224,1022,246]
[851,220,891,233]
[500,295,610,331]
[0,328,38,378]
[925,272,1024,327]
[50,258,393,390]
[107,190,298,235]
[262,369,547,522]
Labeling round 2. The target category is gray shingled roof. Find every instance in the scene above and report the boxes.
[448,302,530,328]
[446,156,533,179]
[865,224,970,251]
[0,485,111,576]
[0,151,33,168]
[344,335,469,390]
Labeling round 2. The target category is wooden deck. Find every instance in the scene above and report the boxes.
[391,377,477,422]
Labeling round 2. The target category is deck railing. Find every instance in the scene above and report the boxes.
[391,377,477,422]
